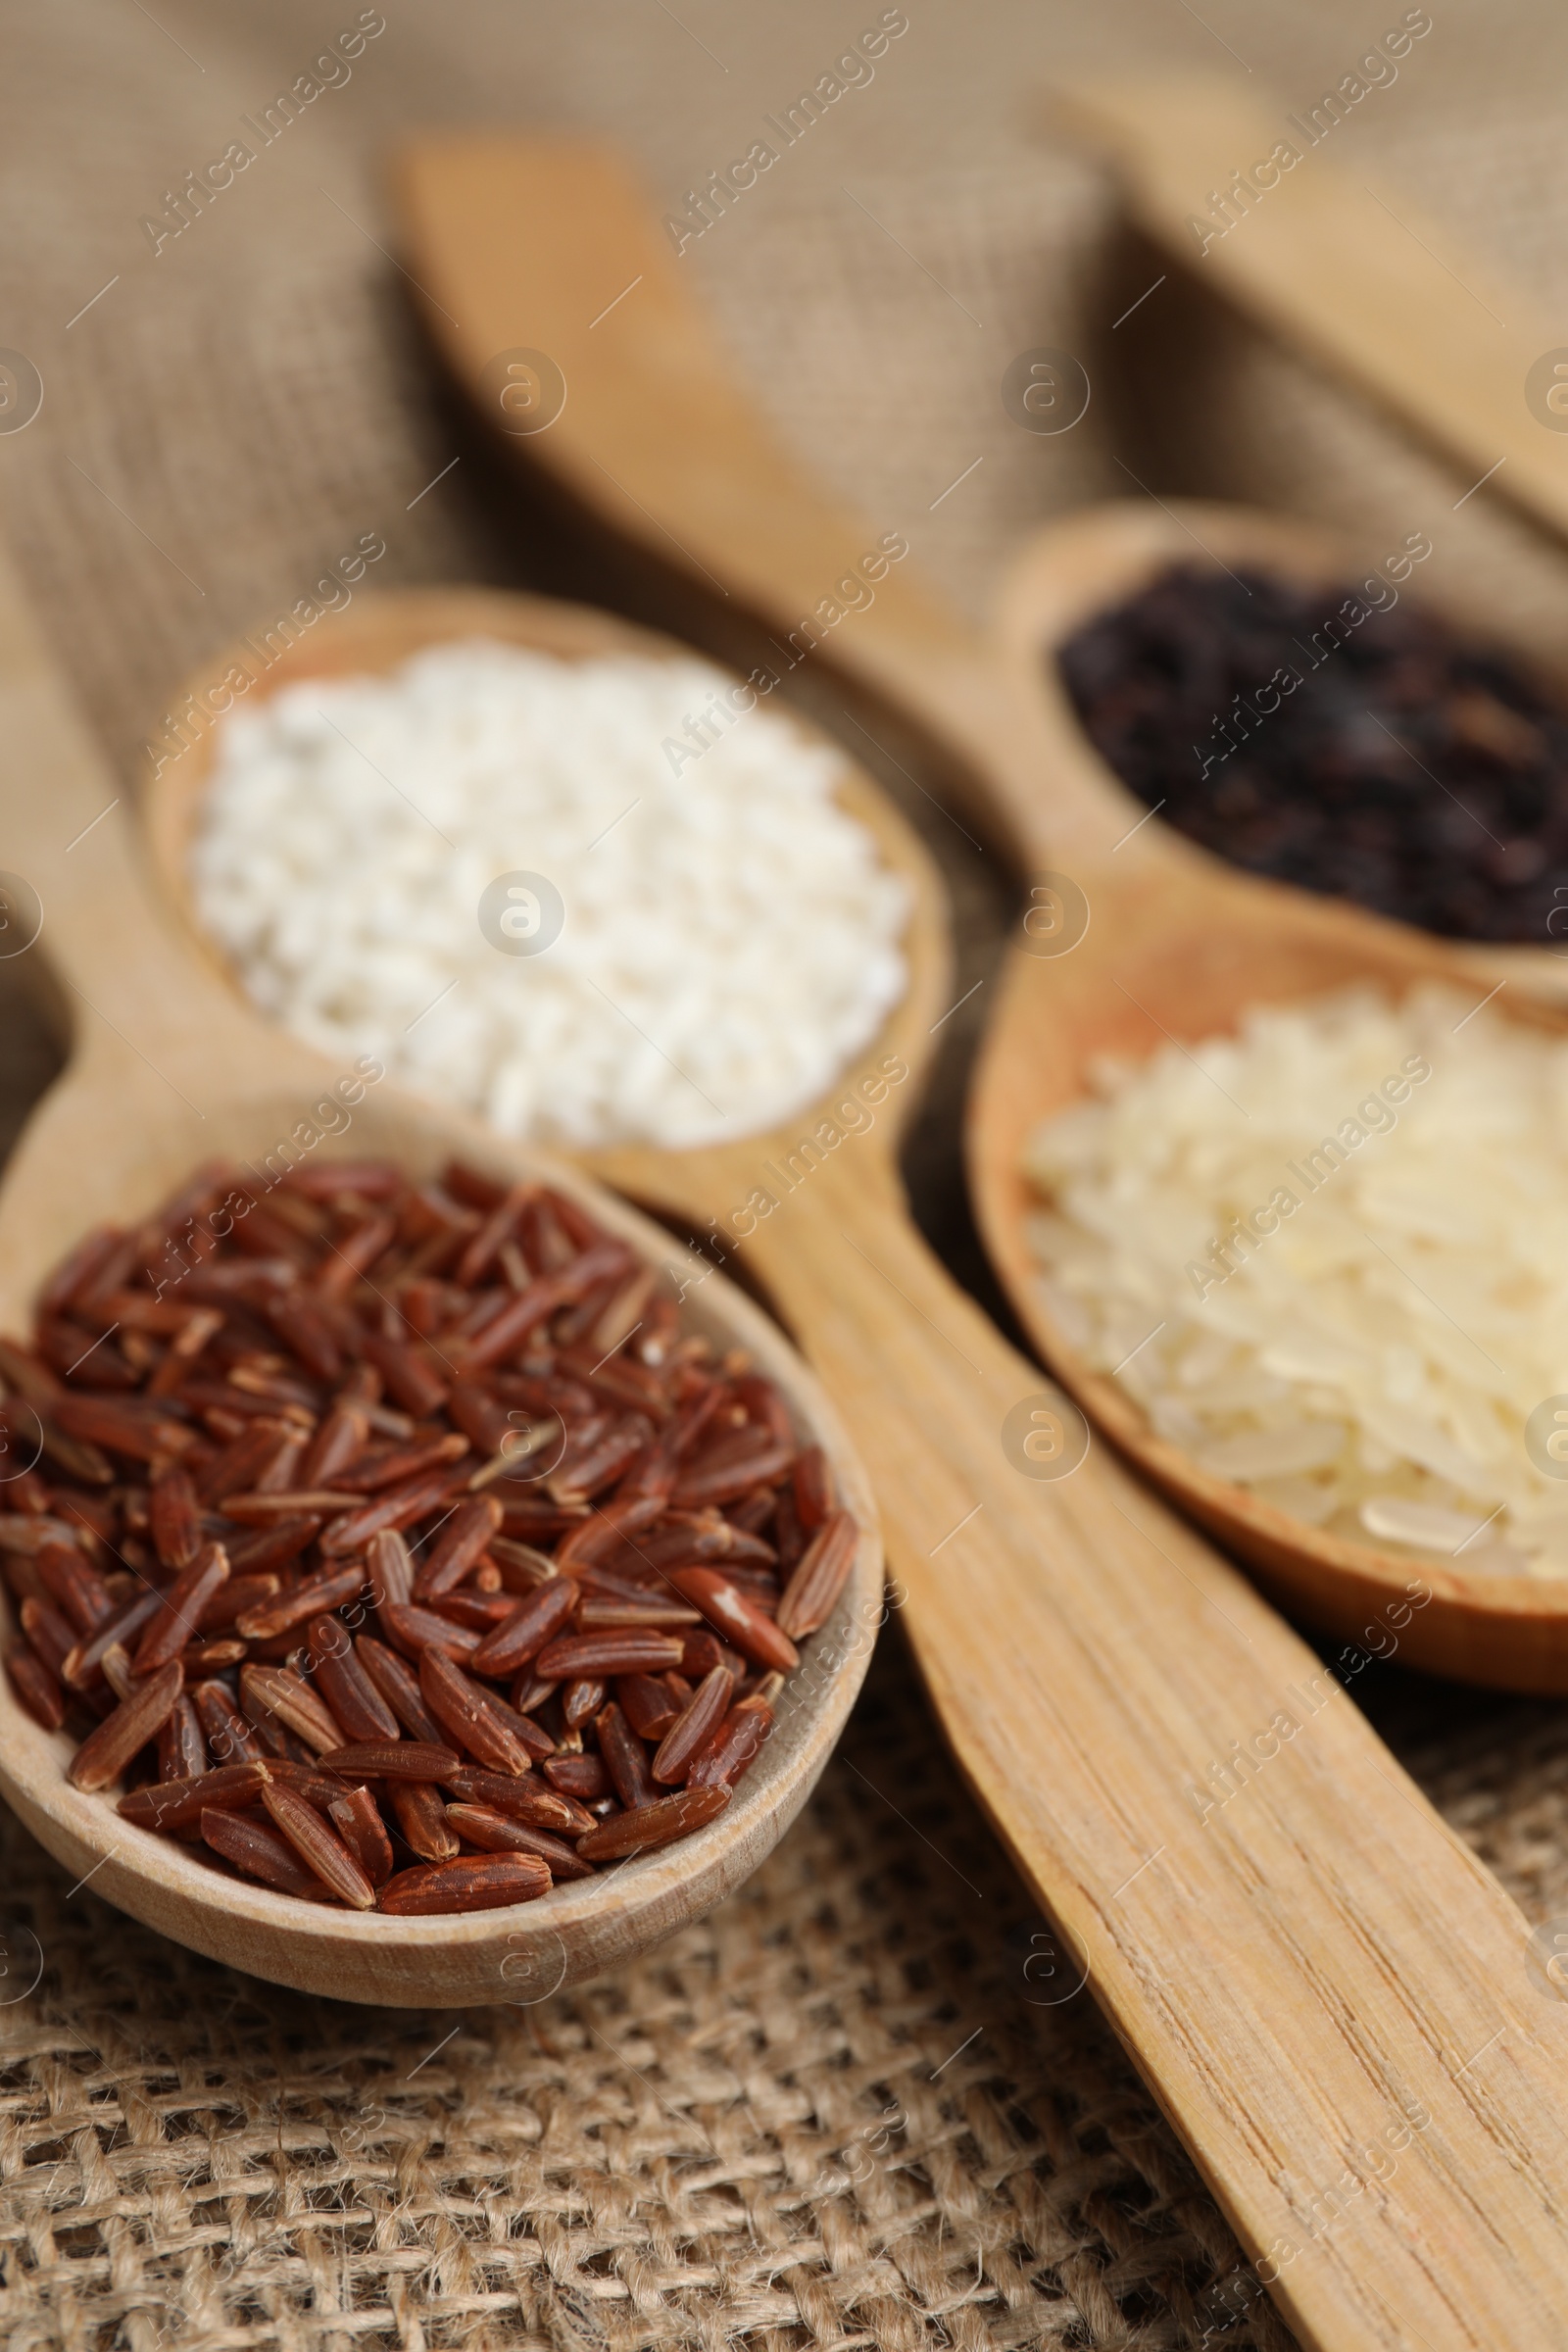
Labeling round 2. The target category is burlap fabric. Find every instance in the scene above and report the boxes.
[4,3,1568,2343]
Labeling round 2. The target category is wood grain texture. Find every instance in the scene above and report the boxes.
[0,532,883,2010]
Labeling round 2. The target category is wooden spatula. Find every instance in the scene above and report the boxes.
[379,138,1568,2350]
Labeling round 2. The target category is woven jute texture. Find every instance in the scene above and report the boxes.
[0,1630,1307,2352]
[5,3,1568,2345]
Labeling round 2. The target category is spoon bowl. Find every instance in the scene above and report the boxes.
[0,557,886,2009]
[992,494,1568,993]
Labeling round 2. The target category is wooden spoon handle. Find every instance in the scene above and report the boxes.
[629,1144,1568,2349]
[1056,75,1568,540]
[390,137,1125,873]
[0,527,238,1050]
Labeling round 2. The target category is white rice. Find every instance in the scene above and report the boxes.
[1022,984,1568,1578]
[190,640,908,1150]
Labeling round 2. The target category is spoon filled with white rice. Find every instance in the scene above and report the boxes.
[186,636,909,1152]
[1022,981,1568,1582]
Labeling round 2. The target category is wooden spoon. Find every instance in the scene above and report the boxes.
[968,492,1568,1692]
[0,536,885,2011]
[142,588,1568,2338]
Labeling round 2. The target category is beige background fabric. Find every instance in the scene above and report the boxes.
[5,3,1568,2344]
